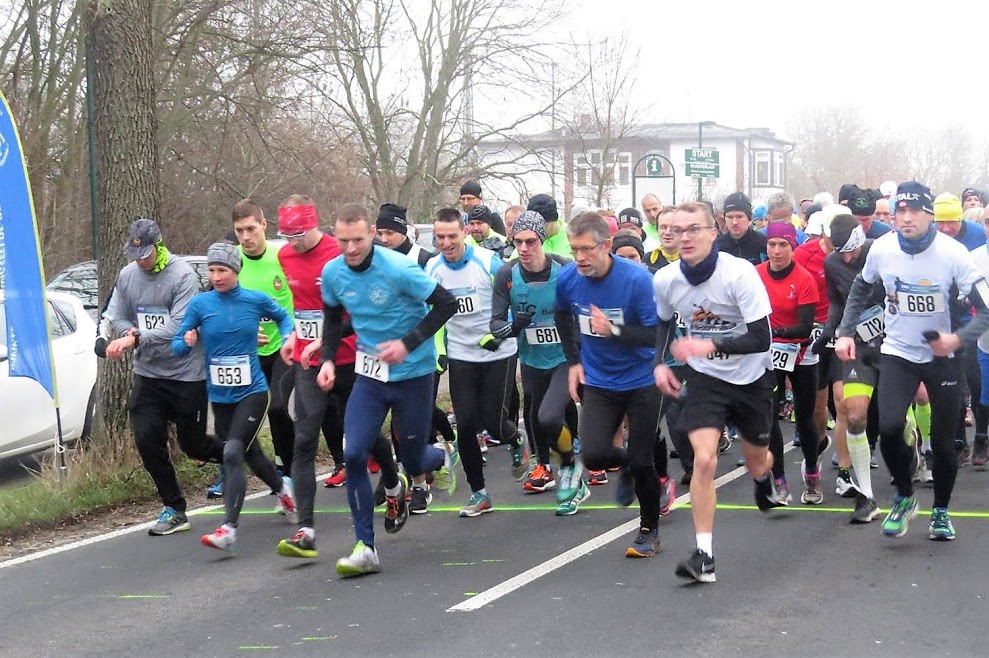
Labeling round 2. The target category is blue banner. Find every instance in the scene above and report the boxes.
[0,89,57,401]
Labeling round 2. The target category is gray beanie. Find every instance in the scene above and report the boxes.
[207,242,242,273]
[510,210,546,241]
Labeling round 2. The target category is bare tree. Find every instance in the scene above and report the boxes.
[562,34,643,209]
[302,0,569,213]
[908,123,988,194]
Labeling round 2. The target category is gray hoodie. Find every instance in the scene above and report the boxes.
[105,255,205,381]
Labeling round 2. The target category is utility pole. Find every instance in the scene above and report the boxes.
[696,121,715,201]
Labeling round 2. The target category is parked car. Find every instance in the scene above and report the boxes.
[47,256,211,321]
[0,290,99,461]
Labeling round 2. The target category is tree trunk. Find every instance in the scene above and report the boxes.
[86,0,161,451]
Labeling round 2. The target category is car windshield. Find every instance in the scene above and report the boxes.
[47,261,99,313]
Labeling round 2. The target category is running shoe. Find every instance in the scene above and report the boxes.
[680,471,692,486]
[277,476,298,524]
[659,476,676,516]
[459,491,493,517]
[957,441,972,466]
[206,466,224,499]
[881,494,918,538]
[615,467,636,507]
[717,428,732,454]
[973,436,988,469]
[433,440,459,495]
[409,485,432,515]
[835,469,859,499]
[478,434,488,454]
[335,540,380,578]
[148,506,190,536]
[831,452,840,469]
[324,465,346,488]
[587,470,608,485]
[736,456,746,467]
[775,477,792,505]
[384,473,409,533]
[850,493,881,524]
[801,472,824,505]
[523,464,556,493]
[572,435,582,455]
[276,530,318,558]
[869,451,879,469]
[922,451,934,483]
[201,525,235,553]
[779,401,794,421]
[555,479,591,516]
[625,527,660,558]
[827,418,836,431]
[481,430,499,446]
[754,477,787,512]
[669,448,679,459]
[510,440,528,481]
[367,455,381,474]
[675,548,716,583]
[929,507,956,541]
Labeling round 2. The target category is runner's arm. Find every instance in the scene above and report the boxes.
[956,278,989,343]
[554,308,582,365]
[771,303,815,339]
[320,304,346,363]
[652,317,677,366]
[837,274,875,339]
[400,284,458,353]
[712,316,771,355]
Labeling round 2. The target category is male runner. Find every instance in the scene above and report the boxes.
[835,181,989,541]
[653,202,783,583]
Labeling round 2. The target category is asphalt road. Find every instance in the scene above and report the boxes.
[1,424,987,657]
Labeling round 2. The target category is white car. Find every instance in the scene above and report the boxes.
[0,290,98,460]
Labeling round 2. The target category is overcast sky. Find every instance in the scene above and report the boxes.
[563,0,987,141]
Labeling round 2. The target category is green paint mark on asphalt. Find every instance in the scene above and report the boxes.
[463,592,478,596]
[301,636,337,641]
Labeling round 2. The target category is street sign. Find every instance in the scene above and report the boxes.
[685,148,719,179]
[685,162,719,178]
[644,155,665,178]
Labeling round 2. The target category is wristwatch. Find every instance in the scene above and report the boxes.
[610,324,622,338]
[130,329,141,347]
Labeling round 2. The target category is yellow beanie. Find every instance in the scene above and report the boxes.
[933,193,963,222]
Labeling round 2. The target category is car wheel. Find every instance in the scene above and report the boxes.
[81,387,97,440]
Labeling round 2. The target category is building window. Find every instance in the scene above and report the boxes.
[573,149,632,188]
[773,151,784,187]
[754,150,771,187]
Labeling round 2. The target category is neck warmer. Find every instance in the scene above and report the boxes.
[443,244,473,271]
[897,224,937,256]
[660,246,680,262]
[768,260,795,280]
[680,248,719,286]
[152,241,170,273]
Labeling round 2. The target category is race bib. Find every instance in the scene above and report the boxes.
[770,342,799,372]
[136,305,169,331]
[577,306,624,337]
[856,305,885,343]
[294,310,322,341]
[356,350,390,382]
[690,323,740,362]
[896,282,945,316]
[450,286,481,315]
[524,325,561,345]
[209,355,252,387]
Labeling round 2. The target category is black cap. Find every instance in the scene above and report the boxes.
[895,181,935,214]
[527,194,559,222]
[838,184,861,204]
[723,192,752,218]
[611,233,645,259]
[828,214,859,251]
[803,203,823,220]
[848,192,876,217]
[618,207,643,228]
[962,187,986,206]
[460,180,482,198]
[467,204,495,225]
[376,203,409,234]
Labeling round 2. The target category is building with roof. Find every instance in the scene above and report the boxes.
[475,121,792,214]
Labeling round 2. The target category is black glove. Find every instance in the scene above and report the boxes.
[511,312,533,334]
[94,337,108,358]
[478,333,503,352]
[436,354,449,373]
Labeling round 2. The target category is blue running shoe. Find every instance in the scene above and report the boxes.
[206,465,224,499]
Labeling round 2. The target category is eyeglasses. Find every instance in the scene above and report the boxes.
[668,224,714,239]
[513,237,540,248]
[278,232,307,241]
[571,242,604,255]
[657,224,672,233]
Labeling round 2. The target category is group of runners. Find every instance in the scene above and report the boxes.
[99,178,989,584]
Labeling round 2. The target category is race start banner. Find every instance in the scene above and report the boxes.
[0,89,57,402]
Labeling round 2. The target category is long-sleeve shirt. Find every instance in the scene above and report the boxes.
[106,255,205,381]
[172,285,292,403]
